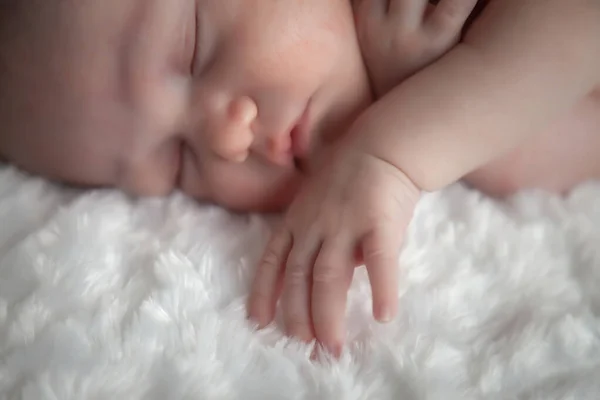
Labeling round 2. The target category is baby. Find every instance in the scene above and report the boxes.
[0,0,599,354]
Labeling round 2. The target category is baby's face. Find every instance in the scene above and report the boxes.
[0,0,372,211]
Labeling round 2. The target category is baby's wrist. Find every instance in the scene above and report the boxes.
[341,108,457,193]
[338,124,423,196]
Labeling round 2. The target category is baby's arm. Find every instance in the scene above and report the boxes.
[354,0,600,192]
[248,0,600,352]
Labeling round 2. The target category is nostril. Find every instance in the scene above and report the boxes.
[212,128,253,163]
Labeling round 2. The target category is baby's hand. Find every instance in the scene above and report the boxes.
[355,0,478,97]
[247,135,420,354]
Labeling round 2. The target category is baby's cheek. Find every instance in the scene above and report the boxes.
[119,145,181,197]
[240,19,340,89]
[221,181,300,212]
[207,167,302,212]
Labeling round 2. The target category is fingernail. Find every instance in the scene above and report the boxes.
[323,340,343,358]
[331,343,343,358]
[309,341,343,361]
[376,307,393,323]
[246,311,267,328]
[246,313,259,326]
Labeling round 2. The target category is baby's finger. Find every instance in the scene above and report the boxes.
[425,0,478,40]
[388,0,428,30]
[355,0,387,19]
[362,228,401,323]
[281,237,321,343]
[247,228,292,328]
[311,238,354,355]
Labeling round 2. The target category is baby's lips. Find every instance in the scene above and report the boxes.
[264,135,295,167]
[290,101,312,160]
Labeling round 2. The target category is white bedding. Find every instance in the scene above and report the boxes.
[1,165,600,399]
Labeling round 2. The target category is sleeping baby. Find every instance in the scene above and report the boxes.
[0,0,599,354]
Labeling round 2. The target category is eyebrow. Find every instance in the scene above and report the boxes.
[189,1,199,74]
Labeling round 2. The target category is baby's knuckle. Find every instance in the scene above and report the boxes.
[313,264,343,284]
[285,314,309,332]
[364,245,390,264]
[285,263,310,284]
[434,4,470,33]
[369,252,396,269]
[249,290,270,307]
[261,247,281,268]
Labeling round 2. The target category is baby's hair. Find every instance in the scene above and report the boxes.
[0,0,19,13]
[0,0,21,31]
[0,0,23,65]
[0,0,27,163]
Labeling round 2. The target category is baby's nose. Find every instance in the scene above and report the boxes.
[210,96,257,162]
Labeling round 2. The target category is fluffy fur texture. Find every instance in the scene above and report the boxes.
[1,166,600,399]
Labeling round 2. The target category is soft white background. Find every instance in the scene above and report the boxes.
[1,166,600,399]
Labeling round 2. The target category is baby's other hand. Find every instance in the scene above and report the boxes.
[355,0,478,97]
[247,137,420,354]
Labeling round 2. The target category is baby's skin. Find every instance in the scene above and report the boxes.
[0,0,599,354]
[248,0,600,354]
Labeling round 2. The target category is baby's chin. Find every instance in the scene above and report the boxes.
[306,107,372,173]
[221,193,296,214]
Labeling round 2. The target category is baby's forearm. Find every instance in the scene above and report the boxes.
[353,0,600,191]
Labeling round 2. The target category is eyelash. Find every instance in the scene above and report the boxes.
[189,11,199,74]
[175,140,186,187]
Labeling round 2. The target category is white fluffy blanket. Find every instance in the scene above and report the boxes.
[1,166,600,400]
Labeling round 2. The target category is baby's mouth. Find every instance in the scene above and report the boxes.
[290,100,312,171]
